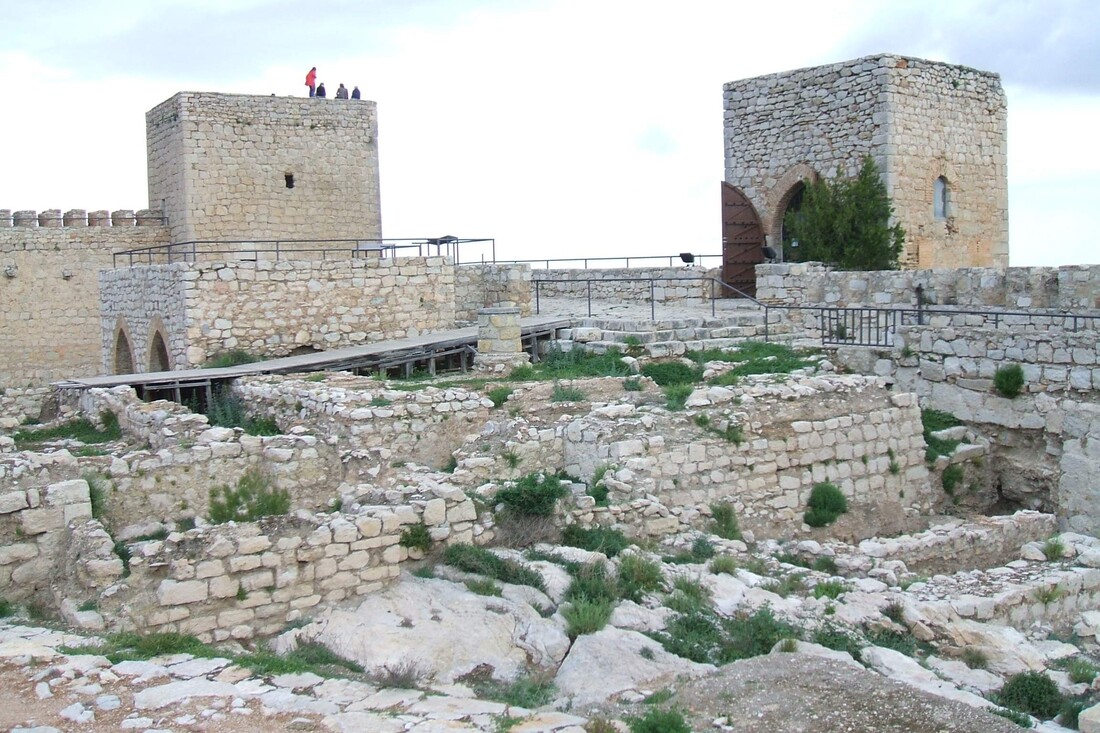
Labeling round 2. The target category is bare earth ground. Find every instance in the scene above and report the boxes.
[585,654,1024,733]
[0,664,320,733]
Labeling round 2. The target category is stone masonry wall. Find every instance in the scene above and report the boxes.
[98,263,190,374]
[101,257,455,369]
[454,264,533,323]
[234,373,493,478]
[724,54,1007,269]
[62,485,482,642]
[0,220,169,386]
[756,262,1100,310]
[888,324,1100,535]
[531,267,711,304]
[0,478,93,602]
[147,93,382,244]
[450,374,934,542]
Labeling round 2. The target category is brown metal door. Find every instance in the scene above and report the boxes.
[721,182,764,298]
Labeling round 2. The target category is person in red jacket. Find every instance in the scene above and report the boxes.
[305,67,317,97]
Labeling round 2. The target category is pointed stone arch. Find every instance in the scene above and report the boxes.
[149,329,171,372]
[767,164,821,259]
[113,322,135,375]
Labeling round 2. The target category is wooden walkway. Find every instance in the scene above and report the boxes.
[53,316,570,399]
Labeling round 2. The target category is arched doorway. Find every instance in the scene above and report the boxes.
[720,182,765,298]
[149,331,170,372]
[778,181,806,261]
[114,330,135,375]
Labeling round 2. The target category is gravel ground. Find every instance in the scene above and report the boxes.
[584,653,1025,733]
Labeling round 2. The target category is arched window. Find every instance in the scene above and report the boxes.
[934,176,949,220]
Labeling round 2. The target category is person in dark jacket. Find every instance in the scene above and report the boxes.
[335,83,349,99]
[351,86,361,100]
[316,82,327,98]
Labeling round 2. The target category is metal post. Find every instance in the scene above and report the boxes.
[535,281,541,314]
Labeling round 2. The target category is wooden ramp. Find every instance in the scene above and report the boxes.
[53,316,570,400]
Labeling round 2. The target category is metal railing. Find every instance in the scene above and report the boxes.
[112,237,496,267]
[532,274,1100,346]
[477,254,723,269]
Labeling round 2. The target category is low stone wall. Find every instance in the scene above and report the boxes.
[853,512,1057,577]
[454,264,533,323]
[0,387,60,429]
[100,256,457,369]
[0,479,93,602]
[451,374,935,542]
[532,267,711,304]
[756,262,1100,310]
[233,374,493,478]
[71,487,481,642]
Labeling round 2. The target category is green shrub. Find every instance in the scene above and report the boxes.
[991,707,1033,728]
[442,544,544,591]
[658,610,723,663]
[209,468,290,524]
[941,464,964,495]
[764,573,806,598]
[468,674,556,708]
[561,525,629,558]
[804,482,848,527]
[1032,585,1065,605]
[206,387,281,435]
[628,708,691,733]
[464,578,503,597]
[551,383,587,402]
[623,377,643,392]
[812,580,846,600]
[994,363,1025,398]
[960,647,989,670]
[666,578,712,615]
[562,595,615,638]
[812,625,863,658]
[922,409,963,463]
[237,641,364,677]
[642,688,673,705]
[998,672,1064,719]
[589,464,613,506]
[663,384,694,411]
[709,503,742,541]
[865,628,918,657]
[1042,537,1066,561]
[1064,657,1099,684]
[881,602,905,624]
[1060,699,1087,728]
[0,599,12,617]
[495,473,568,516]
[204,349,259,369]
[641,361,700,387]
[710,556,738,575]
[618,555,665,601]
[566,563,618,603]
[535,345,632,379]
[812,556,838,574]
[691,537,716,561]
[486,386,513,408]
[719,608,800,663]
[76,632,219,663]
[399,523,432,552]
[13,412,122,449]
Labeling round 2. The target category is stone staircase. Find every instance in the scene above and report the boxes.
[552,310,803,357]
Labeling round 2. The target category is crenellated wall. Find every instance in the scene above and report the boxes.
[0,217,169,387]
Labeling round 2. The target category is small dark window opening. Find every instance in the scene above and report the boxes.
[285,174,295,189]
[934,176,949,220]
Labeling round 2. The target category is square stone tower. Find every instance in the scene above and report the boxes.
[147,92,382,243]
[724,54,1008,269]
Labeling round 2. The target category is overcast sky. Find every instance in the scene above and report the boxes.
[1,0,1097,267]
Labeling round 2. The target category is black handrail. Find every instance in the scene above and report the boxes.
[485,254,723,269]
[111,237,496,267]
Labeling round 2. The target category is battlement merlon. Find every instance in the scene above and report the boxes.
[146,92,383,245]
[0,209,165,228]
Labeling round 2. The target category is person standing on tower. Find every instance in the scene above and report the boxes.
[305,67,317,97]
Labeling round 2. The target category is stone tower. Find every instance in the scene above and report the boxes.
[723,54,1008,270]
[147,92,382,243]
